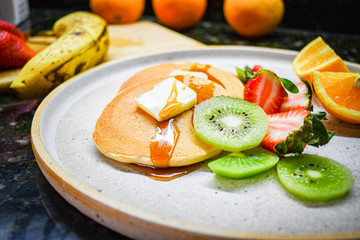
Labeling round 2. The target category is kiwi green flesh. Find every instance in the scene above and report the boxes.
[193,96,268,152]
[208,147,279,179]
[277,154,354,201]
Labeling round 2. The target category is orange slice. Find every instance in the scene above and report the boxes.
[293,37,349,83]
[311,71,360,124]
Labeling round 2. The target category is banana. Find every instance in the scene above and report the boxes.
[10,11,109,99]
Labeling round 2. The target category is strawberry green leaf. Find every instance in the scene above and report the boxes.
[274,111,335,157]
[274,127,306,157]
[310,112,335,146]
[300,77,312,97]
[236,67,246,84]
[236,66,254,85]
[300,77,313,111]
[280,78,299,97]
[244,66,253,78]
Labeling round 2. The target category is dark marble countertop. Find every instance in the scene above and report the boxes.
[0,8,359,240]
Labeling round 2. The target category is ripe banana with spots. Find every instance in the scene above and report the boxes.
[10,11,109,99]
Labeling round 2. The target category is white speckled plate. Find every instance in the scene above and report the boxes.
[32,46,360,239]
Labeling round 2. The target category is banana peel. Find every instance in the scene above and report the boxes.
[10,11,109,99]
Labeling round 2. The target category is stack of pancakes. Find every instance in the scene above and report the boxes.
[93,62,244,167]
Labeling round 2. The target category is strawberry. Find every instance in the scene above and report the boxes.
[261,109,334,156]
[0,30,36,68]
[244,69,286,114]
[0,20,25,41]
[236,65,262,85]
[251,65,262,75]
[280,78,312,112]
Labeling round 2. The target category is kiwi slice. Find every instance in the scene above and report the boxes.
[208,147,279,179]
[277,154,354,201]
[193,96,268,152]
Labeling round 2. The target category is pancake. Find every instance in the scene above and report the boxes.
[93,62,244,167]
[120,61,244,98]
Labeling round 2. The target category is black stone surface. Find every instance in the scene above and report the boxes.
[0,7,359,240]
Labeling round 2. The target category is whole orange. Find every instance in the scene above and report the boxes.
[152,0,207,31]
[90,0,145,24]
[224,0,284,38]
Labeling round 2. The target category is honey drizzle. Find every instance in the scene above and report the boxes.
[189,79,215,104]
[175,75,215,103]
[128,163,202,181]
[159,79,182,119]
[150,118,180,168]
[189,64,226,89]
[145,73,217,179]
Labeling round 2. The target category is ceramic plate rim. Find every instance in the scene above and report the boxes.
[31,46,360,240]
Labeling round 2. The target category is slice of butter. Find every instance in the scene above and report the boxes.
[169,70,209,79]
[134,77,197,121]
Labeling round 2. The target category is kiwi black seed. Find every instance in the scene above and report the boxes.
[193,96,268,152]
[208,147,279,179]
[277,154,354,201]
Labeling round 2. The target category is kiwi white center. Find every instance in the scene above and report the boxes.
[219,116,243,129]
[305,169,323,179]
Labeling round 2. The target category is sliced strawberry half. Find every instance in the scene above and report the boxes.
[261,109,334,156]
[280,78,312,112]
[244,69,286,114]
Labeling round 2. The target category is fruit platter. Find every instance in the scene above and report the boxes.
[31,45,360,239]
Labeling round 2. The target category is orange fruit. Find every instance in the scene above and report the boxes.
[293,37,349,83]
[311,71,360,124]
[90,0,145,24]
[152,0,207,31]
[223,0,284,38]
